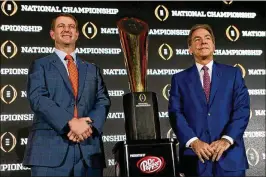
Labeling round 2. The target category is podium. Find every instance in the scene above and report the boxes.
[112,139,179,177]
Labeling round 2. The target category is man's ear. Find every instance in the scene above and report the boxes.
[75,30,79,39]
[188,46,193,55]
[50,30,55,40]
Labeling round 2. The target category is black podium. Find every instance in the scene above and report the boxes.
[112,139,179,177]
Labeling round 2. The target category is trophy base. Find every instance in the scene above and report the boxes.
[112,139,179,177]
[123,92,161,140]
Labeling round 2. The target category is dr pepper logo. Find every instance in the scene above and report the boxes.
[136,156,165,173]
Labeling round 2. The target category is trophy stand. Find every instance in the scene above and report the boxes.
[123,92,160,140]
[112,17,179,177]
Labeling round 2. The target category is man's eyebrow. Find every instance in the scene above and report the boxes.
[193,34,211,39]
[56,23,75,26]
[56,23,64,26]
[193,36,200,40]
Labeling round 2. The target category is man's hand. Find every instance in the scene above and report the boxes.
[191,139,214,163]
[210,139,231,162]
[67,130,92,143]
[68,117,93,141]
[67,130,80,142]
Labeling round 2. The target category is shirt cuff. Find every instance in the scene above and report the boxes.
[222,135,234,145]
[186,137,198,148]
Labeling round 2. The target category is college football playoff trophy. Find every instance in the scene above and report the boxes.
[117,17,160,140]
[112,17,178,177]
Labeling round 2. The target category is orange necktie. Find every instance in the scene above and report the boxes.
[65,54,79,118]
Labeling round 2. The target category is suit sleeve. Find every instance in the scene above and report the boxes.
[168,75,197,147]
[223,68,250,145]
[87,66,111,135]
[27,61,73,134]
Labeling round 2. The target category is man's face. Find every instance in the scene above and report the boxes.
[50,16,79,46]
[188,28,215,60]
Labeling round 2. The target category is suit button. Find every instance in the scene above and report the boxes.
[206,130,210,134]
[71,103,75,106]
[208,113,211,116]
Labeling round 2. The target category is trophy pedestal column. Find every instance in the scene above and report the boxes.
[112,139,179,177]
[123,92,161,140]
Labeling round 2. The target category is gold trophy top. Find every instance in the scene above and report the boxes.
[117,17,149,92]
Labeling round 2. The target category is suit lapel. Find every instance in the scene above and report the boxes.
[209,62,221,106]
[50,53,74,95]
[76,57,87,102]
[186,65,207,105]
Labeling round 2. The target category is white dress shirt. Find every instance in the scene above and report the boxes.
[185,60,234,148]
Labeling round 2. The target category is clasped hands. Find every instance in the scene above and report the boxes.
[190,139,231,163]
[67,117,93,143]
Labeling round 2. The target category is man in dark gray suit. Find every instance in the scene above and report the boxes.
[23,13,111,176]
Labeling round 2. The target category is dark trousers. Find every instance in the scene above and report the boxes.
[181,156,245,177]
[31,143,103,177]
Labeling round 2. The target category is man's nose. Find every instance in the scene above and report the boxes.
[63,25,71,31]
[201,38,207,44]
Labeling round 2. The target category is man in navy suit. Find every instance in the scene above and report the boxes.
[168,24,250,176]
[23,13,111,176]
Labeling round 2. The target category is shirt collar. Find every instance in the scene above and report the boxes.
[54,48,77,62]
[195,60,213,73]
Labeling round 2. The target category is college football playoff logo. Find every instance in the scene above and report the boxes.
[139,93,146,102]
[166,128,179,147]
[246,148,259,166]
[223,0,233,5]
[158,43,173,60]
[226,25,240,42]
[0,132,17,152]
[162,84,171,101]
[0,85,17,104]
[1,0,18,16]
[82,21,98,39]
[234,63,246,78]
[166,128,176,139]
[249,109,252,119]
[1,40,18,59]
[154,5,169,21]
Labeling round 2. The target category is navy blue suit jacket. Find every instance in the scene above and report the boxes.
[168,61,250,173]
[23,53,111,168]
